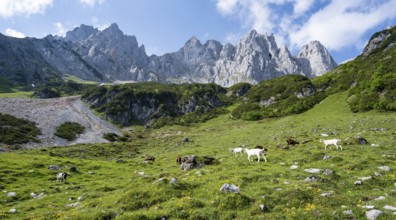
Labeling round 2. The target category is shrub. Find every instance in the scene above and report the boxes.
[102,133,120,142]
[0,113,41,145]
[54,122,85,141]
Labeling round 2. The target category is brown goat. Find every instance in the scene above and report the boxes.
[286,137,299,145]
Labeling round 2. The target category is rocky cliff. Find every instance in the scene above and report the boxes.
[82,83,228,126]
[0,23,338,87]
[362,26,396,56]
[0,33,61,86]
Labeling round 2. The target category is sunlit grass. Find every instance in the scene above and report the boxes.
[0,92,395,219]
[0,91,33,98]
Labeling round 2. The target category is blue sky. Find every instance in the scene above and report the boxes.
[1,0,395,63]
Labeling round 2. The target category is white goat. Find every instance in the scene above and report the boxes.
[229,147,244,157]
[243,148,267,162]
[320,139,342,150]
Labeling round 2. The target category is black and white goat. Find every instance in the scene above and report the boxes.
[56,172,69,183]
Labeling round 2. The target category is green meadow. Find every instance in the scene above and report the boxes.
[1,92,395,219]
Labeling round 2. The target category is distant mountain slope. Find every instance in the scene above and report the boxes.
[0,34,61,86]
[0,23,337,87]
[313,25,396,112]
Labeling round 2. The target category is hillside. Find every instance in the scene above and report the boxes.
[0,92,395,219]
[313,26,396,112]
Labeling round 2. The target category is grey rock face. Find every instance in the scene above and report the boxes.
[0,24,338,86]
[65,24,99,42]
[66,23,149,81]
[296,41,338,77]
[146,30,337,86]
[0,33,61,86]
[363,31,391,56]
[366,209,383,220]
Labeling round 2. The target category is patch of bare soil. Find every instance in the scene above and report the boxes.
[0,96,121,148]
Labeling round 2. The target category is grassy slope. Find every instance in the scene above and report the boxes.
[0,92,395,219]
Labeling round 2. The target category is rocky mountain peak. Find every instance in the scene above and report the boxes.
[65,24,98,42]
[297,40,337,77]
[247,29,258,39]
[184,36,202,48]
[219,43,235,60]
[102,23,125,39]
[204,40,223,60]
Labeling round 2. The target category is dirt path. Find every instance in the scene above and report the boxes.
[0,96,121,148]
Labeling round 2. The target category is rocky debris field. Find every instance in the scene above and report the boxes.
[0,96,120,148]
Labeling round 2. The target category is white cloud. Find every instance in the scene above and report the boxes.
[215,0,396,53]
[290,0,396,51]
[216,0,238,15]
[4,28,26,38]
[91,17,110,30]
[293,0,315,16]
[0,0,53,18]
[79,0,106,7]
[54,22,66,37]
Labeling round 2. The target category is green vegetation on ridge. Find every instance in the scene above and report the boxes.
[82,82,231,127]
[313,26,396,112]
[231,75,326,120]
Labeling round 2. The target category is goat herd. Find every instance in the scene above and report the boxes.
[54,138,342,183]
[229,138,342,163]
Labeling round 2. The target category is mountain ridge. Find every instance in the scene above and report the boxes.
[0,23,337,87]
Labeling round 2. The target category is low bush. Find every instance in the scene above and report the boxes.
[0,113,41,145]
[54,122,85,141]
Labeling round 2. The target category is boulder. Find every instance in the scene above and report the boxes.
[48,165,61,170]
[304,168,322,174]
[323,169,334,176]
[320,191,332,197]
[374,196,386,201]
[181,162,195,171]
[180,155,217,171]
[366,209,383,220]
[358,176,372,181]
[170,178,177,185]
[378,166,390,172]
[220,183,240,193]
[342,210,353,215]
[384,205,396,211]
[31,192,46,199]
[7,192,16,197]
[361,205,375,209]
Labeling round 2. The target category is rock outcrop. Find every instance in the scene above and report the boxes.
[363,26,396,56]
